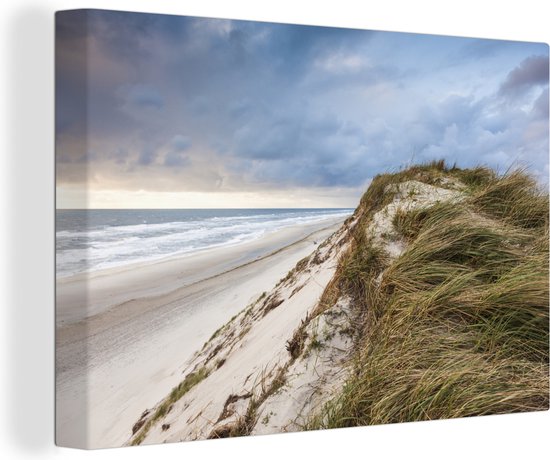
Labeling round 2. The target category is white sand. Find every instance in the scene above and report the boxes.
[251,296,354,435]
[369,180,464,259]
[55,216,347,449]
[133,216,354,445]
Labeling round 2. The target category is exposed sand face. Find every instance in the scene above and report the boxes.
[369,180,464,259]
[131,217,355,445]
[251,295,354,435]
[55,217,347,449]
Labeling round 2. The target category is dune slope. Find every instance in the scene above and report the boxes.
[129,161,549,445]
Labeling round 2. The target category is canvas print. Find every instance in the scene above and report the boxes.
[55,9,549,449]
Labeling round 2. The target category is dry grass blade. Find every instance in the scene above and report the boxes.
[307,163,549,430]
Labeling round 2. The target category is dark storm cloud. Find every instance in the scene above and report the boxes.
[55,10,88,137]
[84,9,194,65]
[258,22,373,78]
[499,55,549,95]
[56,10,549,195]
[227,107,374,187]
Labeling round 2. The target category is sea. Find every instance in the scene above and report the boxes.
[56,208,353,278]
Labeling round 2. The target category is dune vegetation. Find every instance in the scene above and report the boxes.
[127,161,548,445]
[308,160,549,429]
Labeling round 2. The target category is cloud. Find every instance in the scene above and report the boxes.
[138,148,157,166]
[499,55,549,95]
[171,135,192,151]
[55,10,549,204]
[226,105,378,187]
[119,84,164,109]
[163,135,192,167]
[315,52,367,73]
[532,87,549,119]
[163,152,190,167]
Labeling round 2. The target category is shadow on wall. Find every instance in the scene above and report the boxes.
[4,4,56,453]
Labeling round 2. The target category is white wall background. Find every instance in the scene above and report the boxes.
[1,1,548,459]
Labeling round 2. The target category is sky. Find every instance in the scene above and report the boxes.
[55,10,549,209]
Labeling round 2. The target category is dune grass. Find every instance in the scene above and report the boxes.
[308,162,549,429]
[131,366,210,445]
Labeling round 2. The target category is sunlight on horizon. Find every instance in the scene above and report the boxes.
[56,186,362,209]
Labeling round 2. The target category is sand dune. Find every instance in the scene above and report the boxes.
[131,214,355,445]
[55,217,346,449]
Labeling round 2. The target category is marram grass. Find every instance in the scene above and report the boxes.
[308,162,549,429]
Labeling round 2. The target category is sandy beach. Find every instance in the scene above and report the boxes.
[55,216,346,448]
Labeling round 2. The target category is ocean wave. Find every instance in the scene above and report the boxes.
[56,209,352,277]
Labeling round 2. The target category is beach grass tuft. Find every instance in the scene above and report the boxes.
[308,162,549,429]
[131,366,210,445]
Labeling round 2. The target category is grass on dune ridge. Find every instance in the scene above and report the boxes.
[308,160,549,429]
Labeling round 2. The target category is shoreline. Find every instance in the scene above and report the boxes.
[56,217,346,448]
[56,215,348,325]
